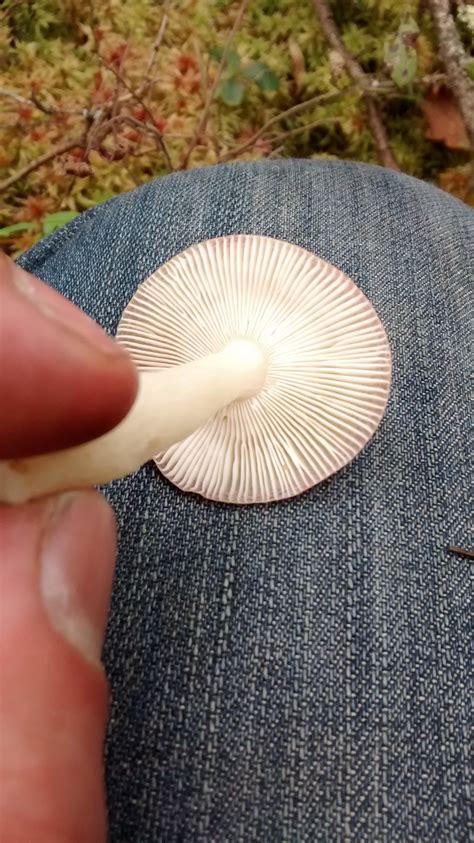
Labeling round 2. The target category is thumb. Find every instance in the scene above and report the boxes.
[0,492,116,843]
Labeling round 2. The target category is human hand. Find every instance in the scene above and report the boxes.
[0,253,137,841]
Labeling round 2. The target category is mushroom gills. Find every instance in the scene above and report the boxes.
[117,235,391,504]
[0,234,392,506]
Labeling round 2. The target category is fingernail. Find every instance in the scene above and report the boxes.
[2,253,125,356]
[39,492,117,664]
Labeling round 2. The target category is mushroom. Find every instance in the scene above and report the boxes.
[0,235,391,505]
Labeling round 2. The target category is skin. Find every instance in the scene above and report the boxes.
[0,252,138,842]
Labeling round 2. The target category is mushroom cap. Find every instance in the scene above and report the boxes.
[116,235,391,504]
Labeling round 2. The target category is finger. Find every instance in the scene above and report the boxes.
[0,491,116,843]
[0,252,137,459]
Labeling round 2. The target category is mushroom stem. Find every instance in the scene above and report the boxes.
[0,340,266,504]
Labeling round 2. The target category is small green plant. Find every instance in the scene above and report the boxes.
[384,17,419,90]
[41,211,80,236]
[210,47,279,106]
[0,211,79,240]
[0,222,35,239]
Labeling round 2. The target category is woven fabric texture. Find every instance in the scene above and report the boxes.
[19,160,473,843]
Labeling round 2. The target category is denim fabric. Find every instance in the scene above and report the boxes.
[19,160,473,842]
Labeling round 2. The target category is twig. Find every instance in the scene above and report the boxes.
[100,57,173,171]
[111,42,131,120]
[267,145,285,159]
[270,116,340,145]
[0,88,80,115]
[92,114,167,150]
[220,87,354,162]
[0,88,36,108]
[311,0,399,170]
[364,98,398,168]
[0,138,83,192]
[0,87,87,116]
[448,545,474,560]
[101,62,155,124]
[30,90,74,116]
[128,146,160,158]
[105,44,131,160]
[181,0,249,169]
[0,116,169,197]
[138,13,168,97]
[426,0,474,147]
[195,39,210,101]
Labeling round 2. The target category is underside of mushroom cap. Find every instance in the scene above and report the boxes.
[116,234,392,504]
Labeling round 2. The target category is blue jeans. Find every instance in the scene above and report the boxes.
[20,161,473,842]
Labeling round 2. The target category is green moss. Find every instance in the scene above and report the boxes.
[0,0,472,254]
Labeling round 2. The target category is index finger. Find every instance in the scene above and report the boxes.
[0,253,137,460]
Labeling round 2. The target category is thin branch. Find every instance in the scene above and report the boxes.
[270,116,341,145]
[220,87,355,162]
[93,114,168,151]
[102,43,131,162]
[267,145,285,159]
[100,57,173,171]
[0,88,36,108]
[448,545,474,560]
[426,0,474,147]
[30,90,75,116]
[195,40,210,102]
[0,138,83,193]
[99,59,153,121]
[364,98,398,169]
[181,0,249,169]
[137,13,168,97]
[87,114,172,168]
[311,0,399,170]
[313,1,367,88]
[111,41,131,120]
[112,69,435,119]
[0,87,88,116]
[128,146,160,158]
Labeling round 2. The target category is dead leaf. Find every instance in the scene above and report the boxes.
[421,86,470,150]
[438,165,474,205]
